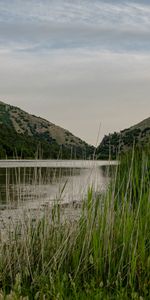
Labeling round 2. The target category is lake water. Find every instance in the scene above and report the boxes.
[0,160,116,233]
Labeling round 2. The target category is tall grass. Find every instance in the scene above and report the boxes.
[0,147,150,299]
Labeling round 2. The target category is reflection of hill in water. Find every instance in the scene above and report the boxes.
[0,163,113,234]
[0,167,81,185]
[0,164,111,209]
[100,165,117,178]
[0,167,81,206]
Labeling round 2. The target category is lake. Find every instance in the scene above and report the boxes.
[0,160,116,233]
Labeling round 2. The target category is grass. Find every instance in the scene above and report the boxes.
[0,147,150,299]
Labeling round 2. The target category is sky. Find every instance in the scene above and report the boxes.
[0,0,150,145]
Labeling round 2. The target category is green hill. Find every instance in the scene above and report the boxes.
[96,117,150,159]
[0,101,94,159]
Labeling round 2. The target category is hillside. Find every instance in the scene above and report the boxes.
[0,101,94,159]
[97,117,150,159]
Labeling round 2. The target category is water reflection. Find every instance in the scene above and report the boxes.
[0,161,116,235]
[0,164,110,210]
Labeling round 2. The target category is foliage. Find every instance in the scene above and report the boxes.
[0,102,94,159]
[0,123,94,159]
[97,122,150,160]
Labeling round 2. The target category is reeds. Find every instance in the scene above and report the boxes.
[0,147,150,299]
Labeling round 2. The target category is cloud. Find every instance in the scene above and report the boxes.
[0,0,150,144]
[0,0,150,53]
[0,22,150,55]
[1,0,150,26]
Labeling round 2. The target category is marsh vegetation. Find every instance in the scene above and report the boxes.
[0,148,150,299]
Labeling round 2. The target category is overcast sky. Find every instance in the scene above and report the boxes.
[0,0,150,145]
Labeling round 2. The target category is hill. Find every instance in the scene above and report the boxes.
[0,101,94,159]
[96,117,150,159]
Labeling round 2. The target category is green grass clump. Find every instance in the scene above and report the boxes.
[0,147,150,299]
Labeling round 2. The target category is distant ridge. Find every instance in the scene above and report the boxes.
[96,117,150,159]
[0,101,94,159]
